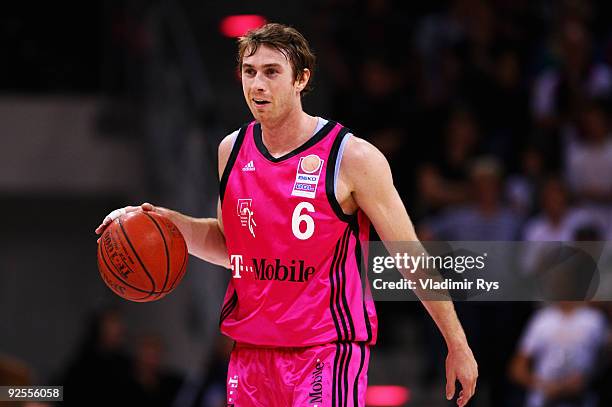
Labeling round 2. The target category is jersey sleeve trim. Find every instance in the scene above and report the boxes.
[325,126,355,223]
[219,123,250,203]
[334,132,352,192]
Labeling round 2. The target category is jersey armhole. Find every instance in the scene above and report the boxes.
[325,127,354,223]
[219,124,250,203]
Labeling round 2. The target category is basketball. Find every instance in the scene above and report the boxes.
[97,211,188,302]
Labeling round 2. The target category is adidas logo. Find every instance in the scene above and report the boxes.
[242,160,256,172]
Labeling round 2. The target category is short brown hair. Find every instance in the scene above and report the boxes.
[237,23,316,95]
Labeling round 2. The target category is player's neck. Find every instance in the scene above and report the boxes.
[260,109,318,158]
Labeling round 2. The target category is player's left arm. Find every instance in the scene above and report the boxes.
[342,137,478,407]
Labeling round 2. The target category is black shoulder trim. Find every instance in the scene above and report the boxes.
[219,124,249,203]
[253,120,336,163]
[325,126,354,223]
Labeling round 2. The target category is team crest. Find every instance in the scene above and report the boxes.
[237,199,256,237]
[291,154,324,199]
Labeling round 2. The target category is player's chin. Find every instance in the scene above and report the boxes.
[250,107,271,120]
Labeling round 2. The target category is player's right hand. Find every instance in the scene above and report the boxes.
[95,202,156,237]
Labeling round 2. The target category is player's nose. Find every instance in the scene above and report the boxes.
[251,72,266,92]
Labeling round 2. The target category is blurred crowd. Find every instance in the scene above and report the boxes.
[313,0,612,238]
[313,0,612,406]
[1,306,232,407]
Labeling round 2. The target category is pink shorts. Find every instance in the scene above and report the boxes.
[226,342,370,407]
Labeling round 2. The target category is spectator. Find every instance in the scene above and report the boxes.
[123,334,183,407]
[416,108,481,216]
[564,102,612,206]
[478,49,531,168]
[532,18,612,129]
[521,177,576,274]
[506,147,546,216]
[421,156,521,240]
[59,307,131,407]
[172,335,233,407]
[509,302,607,407]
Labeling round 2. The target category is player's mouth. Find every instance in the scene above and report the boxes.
[252,98,271,106]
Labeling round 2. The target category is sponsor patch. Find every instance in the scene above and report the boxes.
[292,154,323,199]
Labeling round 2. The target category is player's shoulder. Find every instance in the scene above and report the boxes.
[219,129,239,156]
[340,133,389,175]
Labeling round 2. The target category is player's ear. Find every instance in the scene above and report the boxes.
[295,68,310,93]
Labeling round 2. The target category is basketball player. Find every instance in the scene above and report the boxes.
[96,23,477,406]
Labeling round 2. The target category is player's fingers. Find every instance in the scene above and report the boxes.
[468,369,478,398]
[446,370,456,400]
[95,206,132,234]
[456,389,465,407]
[458,375,476,406]
[470,377,477,402]
[108,207,127,221]
[95,218,111,234]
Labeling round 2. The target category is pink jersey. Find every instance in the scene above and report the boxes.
[219,119,378,347]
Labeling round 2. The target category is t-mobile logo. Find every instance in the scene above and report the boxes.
[227,374,239,405]
[230,254,253,279]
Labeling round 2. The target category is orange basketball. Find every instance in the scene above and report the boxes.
[97,211,188,302]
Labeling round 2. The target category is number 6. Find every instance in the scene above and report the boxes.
[292,202,315,240]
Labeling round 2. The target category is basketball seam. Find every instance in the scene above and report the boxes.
[102,234,143,288]
[168,243,188,291]
[171,235,188,291]
[143,213,171,297]
[98,238,152,300]
[98,240,178,296]
[117,217,157,294]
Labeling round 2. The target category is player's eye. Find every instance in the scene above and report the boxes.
[265,69,278,76]
[243,68,255,76]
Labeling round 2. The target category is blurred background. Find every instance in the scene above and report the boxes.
[1,0,612,406]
